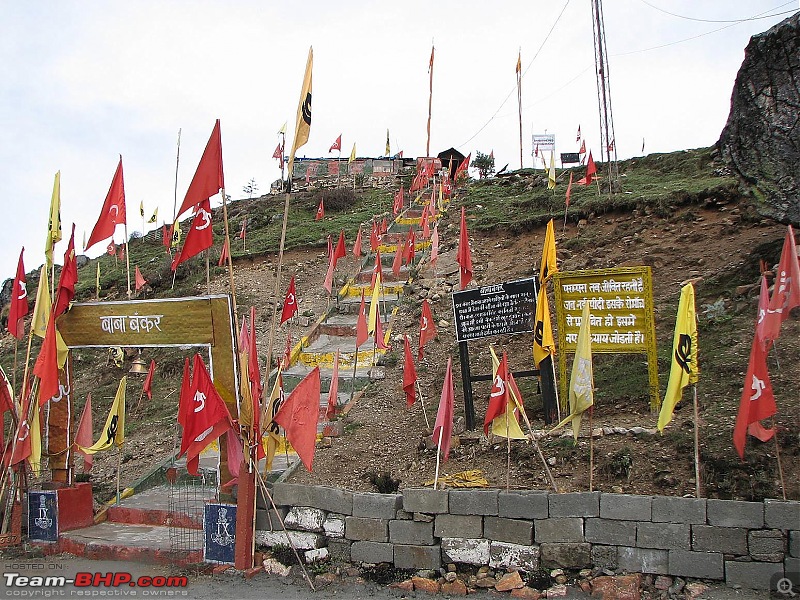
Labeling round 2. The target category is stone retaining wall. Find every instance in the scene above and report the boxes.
[257,484,799,591]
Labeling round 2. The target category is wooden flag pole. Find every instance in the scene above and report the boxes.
[349,337,360,402]
[415,380,431,430]
[123,224,132,299]
[692,385,702,498]
[588,405,594,492]
[172,129,181,224]
[433,426,444,490]
[517,405,558,492]
[505,410,511,492]
[12,341,18,404]
[772,417,787,500]
[219,187,239,330]
[205,250,210,295]
[116,446,122,506]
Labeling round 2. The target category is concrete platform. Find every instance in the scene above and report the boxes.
[108,484,216,529]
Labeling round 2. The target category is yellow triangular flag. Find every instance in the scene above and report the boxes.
[349,143,357,164]
[488,347,527,439]
[550,303,593,441]
[263,367,284,471]
[658,283,698,432]
[28,398,42,476]
[385,129,391,156]
[368,272,382,335]
[45,171,62,267]
[148,207,158,223]
[278,121,287,135]
[78,377,126,454]
[533,287,556,366]
[287,47,313,181]
[539,219,558,284]
[548,151,556,190]
[32,266,51,339]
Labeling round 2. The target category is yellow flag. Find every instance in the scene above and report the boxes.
[277,121,287,135]
[368,272,381,335]
[548,151,556,190]
[263,368,284,471]
[385,129,390,156]
[658,283,698,432]
[45,171,62,266]
[148,207,158,223]
[78,377,126,454]
[32,266,51,339]
[139,200,144,217]
[539,219,558,284]
[533,288,555,366]
[287,47,313,181]
[489,347,527,439]
[516,51,522,74]
[349,143,357,164]
[28,398,42,476]
[550,302,593,441]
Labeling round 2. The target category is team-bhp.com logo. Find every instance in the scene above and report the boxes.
[4,571,188,593]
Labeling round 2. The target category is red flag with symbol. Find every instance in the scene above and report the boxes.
[457,206,473,289]
[315,198,324,221]
[733,333,777,459]
[176,120,224,218]
[7,249,28,339]
[171,199,214,271]
[274,366,321,471]
[403,336,417,407]
[762,225,800,343]
[432,357,454,461]
[134,266,147,292]
[484,351,510,434]
[86,157,126,251]
[418,299,437,360]
[273,143,284,168]
[281,276,299,324]
[329,135,342,153]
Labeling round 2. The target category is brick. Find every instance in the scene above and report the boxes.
[617,547,669,574]
[591,575,642,599]
[540,543,592,569]
[591,545,618,569]
[791,531,800,558]
[434,514,483,538]
[449,489,499,516]
[255,530,324,550]
[284,506,325,532]
[499,491,549,519]
[255,507,288,532]
[272,483,313,507]
[389,520,435,545]
[636,522,690,550]
[534,517,583,543]
[393,544,441,570]
[323,513,345,538]
[651,496,706,524]
[600,493,652,521]
[350,541,393,564]
[402,488,448,514]
[749,529,786,562]
[548,492,599,517]
[668,549,724,580]
[584,518,636,546]
[765,500,800,530]
[308,485,353,515]
[489,541,540,571]
[326,539,351,562]
[707,499,763,528]
[692,525,747,555]
[441,538,490,565]
[345,516,388,542]
[725,560,783,590]
[396,509,413,520]
[484,517,533,546]
[352,493,402,519]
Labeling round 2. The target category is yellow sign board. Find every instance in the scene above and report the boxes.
[553,267,660,411]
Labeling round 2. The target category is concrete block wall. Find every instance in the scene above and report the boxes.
[260,484,799,590]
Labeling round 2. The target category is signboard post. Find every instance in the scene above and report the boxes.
[452,278,557,428]
[552,267,660,411]
[532,134,556,154]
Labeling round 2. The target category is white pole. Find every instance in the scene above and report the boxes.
[433,427,444,490]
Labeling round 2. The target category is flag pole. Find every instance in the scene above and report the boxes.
[220,187,239,328]
[505,410,511,492]
[691,384,702,498]
[433,426,444,490]
[12,341,18,403]
[116,446,122,506]
[123,224,132,299]
[517,48,523,171]
[772,417,786,500]
[415,381,430,430]
[172,129,181,224]
[348,338,359,402]
[205,250,210,295]
[516,400,558,492]
[588,405,594,492]
[426,43,434,158]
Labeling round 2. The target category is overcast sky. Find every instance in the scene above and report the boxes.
[0,0,796,282]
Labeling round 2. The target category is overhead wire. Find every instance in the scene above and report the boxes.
[637,0,796,24]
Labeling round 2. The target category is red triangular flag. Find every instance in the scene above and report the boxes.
[484,352,510,434]
[53,224,78,318]
[75,394,93,472]
[274,366,321,471]
[403,336,417,407]
[372,249,383,287]
[315,198,324,221]
[323,252,335,295]
[9,395,33,466]
[380,218,388,235]
[418,299,438,360]
[370,222,380,252]
[353,228,363,258]
[578,151,596,186]
[326,350,340,421]
[374,307,388,350]
[281,275,299,324]
[403,229,416,266]
[273,143,284,162]
[733,333,777,460]
[117,244,125,262]
[142,360,156,400]
[218,238,230,267]
[329,135,342,153]
[171,199,214,271]
[356,291,369,348]
[7,249,28,340]
[176,120,224,218]
[134,266,147,292]
[457,206,473,290]
[248,307,264,460]
[393,186,404,215]
[391,243,403,276]
[33,317,59,405]
[432,357,455,461]
[430,223,440,266]
[763,225,800,343]
[334,229,347,263]
[86,157,126,251]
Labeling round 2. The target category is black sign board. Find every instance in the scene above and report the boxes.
[560,153,580,165]
[452,278,539,343]
[28,491,58,542]
[204,503,237,564]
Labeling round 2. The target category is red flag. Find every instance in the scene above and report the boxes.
[370,222,380,252]
[239,217,247,240]
[171,199,214,271]
[607,138,615,153]
[454,153,471,182]
[281,275,299,324]
[403,229,416,266]
[356,291,369,348]
[578,151,596,186]
[162,225,171,252]
[53,224,78,317]
[374,306,388,350]
[334,229,347,263]
[326,350,340,421]
[421,208,431,240]
[179,354,233,476]
[391,243,403,276]
[7,248,28,339]
[142,360,156,400]
[315,198,324,221]
[432,357,454,461]
[565,171,573,208]
[380,218,388,235]
[457,206,473,290]
[86,157,126,251]
[176,120,224,218]
[403,336,417,407]
[117,244,125,262]
[9,395,33,466]
[371,249,383,287]
[393,186,404,215]
[323,252,335,295]
[418,299,437,360]
[484,351,510,434]
[107,242,116,256]
[763,225,800,342]
[579,139,586,155]
[733,333,777,459]
[430,223,439,266]
[274,366,320,471]
[272,143,284,165]
[329,135,342,152]
[134,266,147,292]
[248,306,263,459]
[218,238,230,267]
[33,316,59,405]
[755,275,771,346]
[75,394,93,472]
[353,228,363,258]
